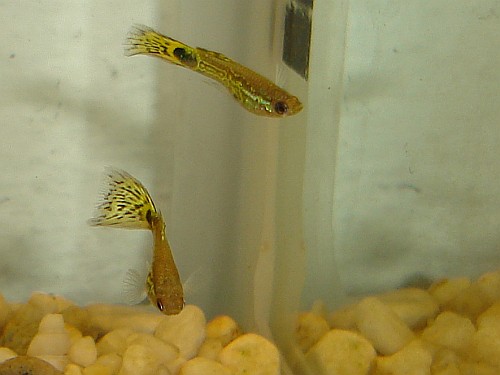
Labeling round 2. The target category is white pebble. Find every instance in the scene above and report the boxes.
[458,361,499,375]
[94,353,122,374]
[179,357,232,375]
[198,338,223,360]
[329,303,358,330]
[306,329,376,375]
[428,277,471,307]
[375,339,433,375]
[68,336,97,367]
[28,333,71,356]
[296,312,330,352]
[377,288,439,329]
[444,282,490,320]
[421,311,475,353]
[96,328,134,356]
[65,324,83,345]
[28,293,59,315]
[65,363,83,375]
[155,305,206,359]
[0,294,10,331]
[54,295,75,312]
[477,301,500,334]
[164,356,186,375]
[118,344,163,375]
[39,313,67,333]
[205,315,241,346]
[82,363,114,375]
[469,325,500,367]
[35,354,69,372]
[87,304,163,335]
[0,347,17,363]
[355,297,414,355]
[126,333,179,364]
[156,366,173,375]
[476,270,500,305]
[430,348,461,375]
[219,333,280,375]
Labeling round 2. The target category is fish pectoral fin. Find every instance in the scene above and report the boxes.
[182,266,213,300]
[122,268,148,305]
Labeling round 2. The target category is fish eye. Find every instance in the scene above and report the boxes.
[156,299,164,311]
[274,101,288,115]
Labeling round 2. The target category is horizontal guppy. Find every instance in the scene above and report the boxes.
[126,25,303,118]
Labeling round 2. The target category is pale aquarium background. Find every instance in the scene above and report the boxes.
[1,0,499,367]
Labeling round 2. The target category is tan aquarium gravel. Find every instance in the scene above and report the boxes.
[1,268,500,374]
[295,268,500,374]
[0,295,279,375]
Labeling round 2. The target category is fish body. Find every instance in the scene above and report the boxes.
[126,25,303,117]
[89,168,184,315]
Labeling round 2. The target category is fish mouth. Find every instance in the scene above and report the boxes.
[293,101,304,115]
[286,97,303,116]
[162,306,184,315]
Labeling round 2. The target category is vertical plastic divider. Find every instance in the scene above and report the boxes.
[302,0,349,310]
[269,0,349,373]
[154,0,181,217]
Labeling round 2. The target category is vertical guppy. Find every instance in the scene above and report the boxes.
[125,25,303,117]
[89,168,184,315]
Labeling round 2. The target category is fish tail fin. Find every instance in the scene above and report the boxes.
[125,25,199,69]
[88,167,160,230]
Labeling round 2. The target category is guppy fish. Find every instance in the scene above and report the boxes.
[89,168,184,315]
[125,25,303,117]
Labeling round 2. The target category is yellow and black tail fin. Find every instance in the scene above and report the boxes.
[89,168,159,230]
[125,25,199,68]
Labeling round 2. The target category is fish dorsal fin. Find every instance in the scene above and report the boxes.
[122,264,149,305]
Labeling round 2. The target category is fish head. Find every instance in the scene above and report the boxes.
[269,95,303,117]
[150,279,185,315]
[252,86,303,117]
[155,294,185,315]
